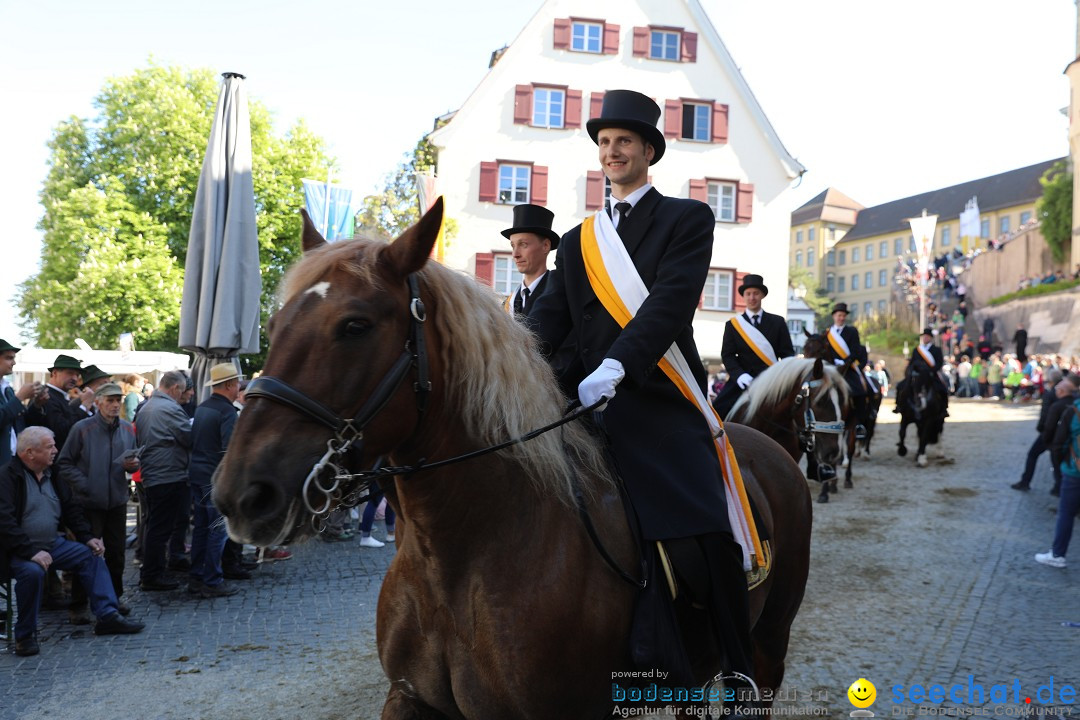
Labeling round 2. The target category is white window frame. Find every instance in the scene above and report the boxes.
[498,164,531,205]
[702,269,733,311]
[851,274,859,291]
[851,247,860,263]
[795,250,803,268]
[880,240,888,258]
[707,181,736,222]
[865,271,872,289]
[866,244,874,261]
[650,30,680,60]
[532,87,565,129]
[682,102,711,141]
[570,21,602,53]
[807,248,816,267]
[879,269,887,287]
[492,254,523,296]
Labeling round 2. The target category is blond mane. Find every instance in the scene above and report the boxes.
[729,356,848,421]
[279,239,611,504]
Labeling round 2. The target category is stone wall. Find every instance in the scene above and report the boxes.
[972,286,1080,358]
[965,225,1062,307]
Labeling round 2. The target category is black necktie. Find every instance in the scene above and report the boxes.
[614,201,632,224]
[753,314,760,328]
[514,287,530,314]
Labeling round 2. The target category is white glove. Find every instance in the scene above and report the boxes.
[578,358,625,411]
[736,373,753,390]
[833,358,845,367]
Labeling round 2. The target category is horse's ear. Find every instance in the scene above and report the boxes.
[300,209,328,252]
[812,357,824,380]
[381,197,443,278]
[804,328,811,338]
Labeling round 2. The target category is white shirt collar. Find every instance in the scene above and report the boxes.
[521,271,546,296]
[609,183,653,210]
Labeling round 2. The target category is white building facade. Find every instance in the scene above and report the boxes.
[429,0,804,362]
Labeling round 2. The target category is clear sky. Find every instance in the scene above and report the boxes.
[0,0,1074,347]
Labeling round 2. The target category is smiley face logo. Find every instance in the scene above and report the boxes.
[848,678,876,708]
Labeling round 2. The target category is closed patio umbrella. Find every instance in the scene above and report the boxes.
[179,72,260,402]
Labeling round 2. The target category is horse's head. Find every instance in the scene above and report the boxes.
[213,201,447,545]
[801,331,832,362]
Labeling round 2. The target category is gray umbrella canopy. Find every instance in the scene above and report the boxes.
[179,72,260,402]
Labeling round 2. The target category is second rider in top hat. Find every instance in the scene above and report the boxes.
[501,204,560,317]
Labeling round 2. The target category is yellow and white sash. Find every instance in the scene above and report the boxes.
[827,327,851,360]
[580,211,763,571]
[502,294,514,316]
[916,345,936,368]
[732,314,777,368]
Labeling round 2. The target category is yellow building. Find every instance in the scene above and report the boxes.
[790,158,1063,324]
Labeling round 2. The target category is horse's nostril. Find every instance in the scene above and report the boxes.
[239,481,284,519]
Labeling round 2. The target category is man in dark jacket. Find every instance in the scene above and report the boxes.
[24,354,94,452]
[1013,324,1028,363]
[0,338,40,467]
[1,426,144,656]
[187,363,243,597]
[1044,374,1080,496]
[827,303,870,436]
[712,273,795,418]
[57,382,139,622]
[502,203,560,317]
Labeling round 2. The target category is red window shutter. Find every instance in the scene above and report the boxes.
[681,31,698,62]
[514,85,533,125]
[632,27,649,57]
[475,252,495,286]
[565,89,583,129]
[736,183,754,223]
[590,91,605,120]
[733,271,748,312]
[712,103,729,144]
[689,178,707,203]
[553,18,570,49]
[603,23,620,54]
[531,165,549,205]
[664,100,682,139]
[586,170,605,210]
[479,162,498,203]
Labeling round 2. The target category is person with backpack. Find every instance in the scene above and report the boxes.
[1035,379,1080,568]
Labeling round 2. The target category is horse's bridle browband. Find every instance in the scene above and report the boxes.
[244,274,432,516]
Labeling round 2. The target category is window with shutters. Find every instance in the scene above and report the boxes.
[690,178,749,223]
[702,269,733,311]
[493,254,523,296]
[498,165,530,204]
[633,26,696,62]
[664,99,728,144]
[571,21,603,52]
[707,181,736,222]
[533,87,565,128]
[651,30,679,60]
[682,102,710,141]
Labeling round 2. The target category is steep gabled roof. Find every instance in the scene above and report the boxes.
[840,158,1065,242]
[791,187,864,226]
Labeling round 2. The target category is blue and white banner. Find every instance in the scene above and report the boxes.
[302,179,360,241]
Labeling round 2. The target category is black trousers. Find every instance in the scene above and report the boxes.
[141,482,188,583]
[71,504,128,607]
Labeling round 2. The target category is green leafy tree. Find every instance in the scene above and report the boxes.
[1037,160,1072,264]
[358,135,457,242]
[20,62,333,370]
[788,265,832,325]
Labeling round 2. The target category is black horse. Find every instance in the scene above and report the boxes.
[896,368,948,466]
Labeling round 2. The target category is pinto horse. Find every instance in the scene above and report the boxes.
[896,368,948,466]
[727,357,849,504]
[213,201,812,719]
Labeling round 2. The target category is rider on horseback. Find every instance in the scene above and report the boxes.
[827,304,869,439]
[893,328,950,418]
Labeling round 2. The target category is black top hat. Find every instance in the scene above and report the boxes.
[501,204,560,248]
[80,364,111,385]
[920,327,934,337]
[49,354,83,371]
[832,303,849,315]
[0,338,20,354]
[738,274,769,297]
[586,90,666,165]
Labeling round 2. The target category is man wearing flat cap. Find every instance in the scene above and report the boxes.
[502,204,560,317]
[57,382,139,622]
[712,274,795,418]
[25,354,93,452]
[530,89,754,687]
[0,339,42,467]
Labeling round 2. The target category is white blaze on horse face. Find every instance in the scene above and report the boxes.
[305,281,331,299]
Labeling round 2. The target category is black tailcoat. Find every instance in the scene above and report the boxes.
[713,311,795,416]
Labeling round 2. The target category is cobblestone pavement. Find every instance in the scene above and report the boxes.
[3,400,1078,719]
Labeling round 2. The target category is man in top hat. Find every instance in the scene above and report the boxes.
[827,303,869,437]
[502,204,560,317]
[69,365,112,419]
[893,327,949,416]
[529,89,754,686]
[0,339,42,467]
[712,274,795,418]
[25,354,93,455]
[56,382,139,623]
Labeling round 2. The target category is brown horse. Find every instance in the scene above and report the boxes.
[727,357,849,504]
[214,201,812,719]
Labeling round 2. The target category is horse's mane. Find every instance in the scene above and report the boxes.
[281,239,612,505]
[729,357,848,420]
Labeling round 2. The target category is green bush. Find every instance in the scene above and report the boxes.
[987,278,1080,306]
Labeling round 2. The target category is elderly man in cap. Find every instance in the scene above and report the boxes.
[187,362,244,597]
[1,426,145,656]
[827,303,870,437]
[530,89,755,689]
[56,381,139,623]
[712,273,795,418]
[1,338,42,467]
[25,354,94,452]
[502,204,560,317]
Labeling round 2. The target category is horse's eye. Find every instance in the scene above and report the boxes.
[344,320,371,337]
